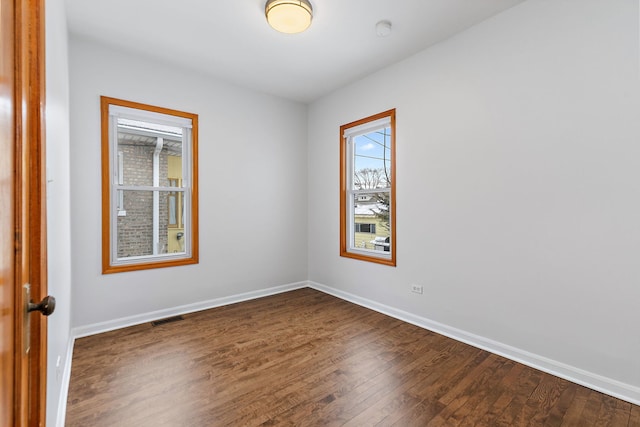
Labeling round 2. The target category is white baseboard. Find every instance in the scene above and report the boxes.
[71,281,309,339]
[308,281,640,406]
[55,335,75,427]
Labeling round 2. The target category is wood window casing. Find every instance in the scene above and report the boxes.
[101,97,199,273]
[340,109,396,266]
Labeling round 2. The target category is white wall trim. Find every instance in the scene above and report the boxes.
[71,281,309,339]
[308,281,640,406]
[55,335,75,427]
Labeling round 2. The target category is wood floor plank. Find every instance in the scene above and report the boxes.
[579,391,609,426]
[308,351,431,425]
[442,357,513,426]
[629,404,640,427]
[543,381,580,426]
[523,375,569,425]
[486,362,545,426]
[590,395,615,427]
[423,353,504,426]
[315,342,444,425]
[343,343,483,425]
[473,361,527,424]
[65,288,638,426]
[558,385,593,426]
[610,397,632,427]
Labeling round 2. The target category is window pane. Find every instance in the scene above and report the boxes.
[169,195,177,225]
[352,192,390,252]
[167,153,183,183]
[353,126,391,190]
[116,190,185,258]
[117,118,183,187]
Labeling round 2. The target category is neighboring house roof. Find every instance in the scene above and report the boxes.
[117,119,183,155]
[354,202,386,216]
[119,119,183,137]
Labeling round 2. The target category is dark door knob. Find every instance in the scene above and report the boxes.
[28,295,56,316]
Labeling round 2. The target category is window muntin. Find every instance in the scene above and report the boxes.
[340,109,396,266]
[101,97,198,273]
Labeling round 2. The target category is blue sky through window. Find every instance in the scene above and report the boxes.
[354,127,392,186]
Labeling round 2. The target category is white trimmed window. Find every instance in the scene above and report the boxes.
[340,109,396,266]
[101,97,199,273]
[354,223,376,233]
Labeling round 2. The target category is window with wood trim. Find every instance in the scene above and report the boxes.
[340,109,396,266]
[101,97,199,273]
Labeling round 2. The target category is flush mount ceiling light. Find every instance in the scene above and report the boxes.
[265,0,313,34]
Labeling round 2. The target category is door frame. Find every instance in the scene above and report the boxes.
[1,0,48,425]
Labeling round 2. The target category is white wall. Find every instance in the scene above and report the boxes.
[69,37,308,328]
[45,0,72,424]
[308,0,640,400]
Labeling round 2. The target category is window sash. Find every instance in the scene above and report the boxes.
[343,116,390,139]
[109,112,193,265]
[345,130,393,257]
[346,190,393,258]
[109,104,193,129]
[346,132,392,191]
[110,186,193,264]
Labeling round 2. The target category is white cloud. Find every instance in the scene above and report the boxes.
[361,142,375,151]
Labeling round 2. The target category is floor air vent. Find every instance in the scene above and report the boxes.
[151,315,185,327]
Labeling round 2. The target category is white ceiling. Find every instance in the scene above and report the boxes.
[65,0,525,103]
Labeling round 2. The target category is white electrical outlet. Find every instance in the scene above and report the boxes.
[411,284,423,294]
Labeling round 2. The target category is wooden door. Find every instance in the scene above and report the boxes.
[0,0,18,423]
[1,0,49,425]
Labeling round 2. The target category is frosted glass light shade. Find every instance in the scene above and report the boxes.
[265,0,313,34]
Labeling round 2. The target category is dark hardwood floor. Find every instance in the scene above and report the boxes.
[66,288,639,426]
